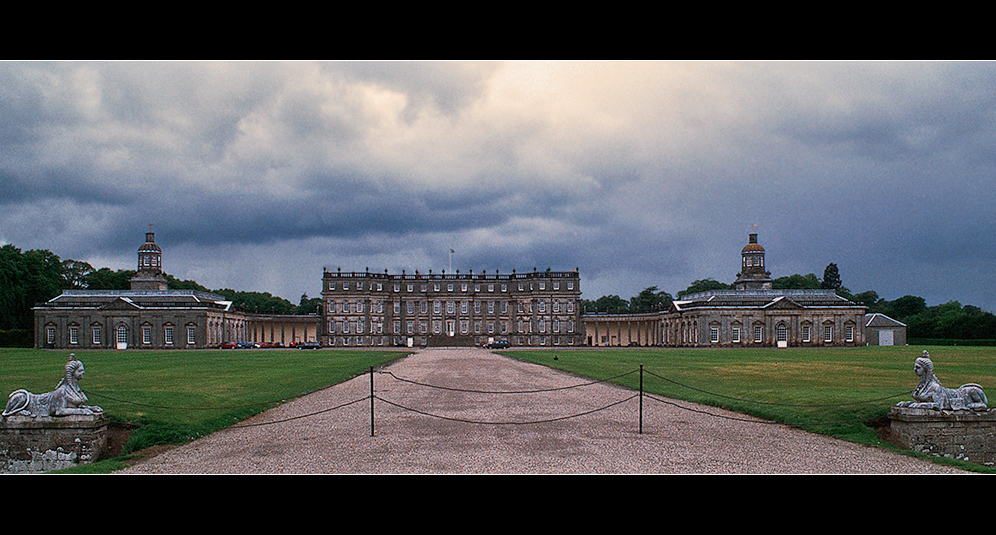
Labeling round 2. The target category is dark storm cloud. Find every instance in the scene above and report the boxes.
[1,61,995,311]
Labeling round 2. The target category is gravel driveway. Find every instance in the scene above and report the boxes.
[120,348,968,474]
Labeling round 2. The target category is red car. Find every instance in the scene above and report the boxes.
[220,341,238,349]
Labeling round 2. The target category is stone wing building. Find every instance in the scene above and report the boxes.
[663,288,865,347]
[662,233,866,347]
[584,232,867,347]
[34,231,254,349]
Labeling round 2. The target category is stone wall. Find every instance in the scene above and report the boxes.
[0,413,108,473]
[888,407,996,467]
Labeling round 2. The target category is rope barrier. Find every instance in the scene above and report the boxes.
[91,364,908,435]
[107,396,370,432]
[89,391,296,410]
[373,393,639,426]
[376,368,638,394]
[641,368,912,407]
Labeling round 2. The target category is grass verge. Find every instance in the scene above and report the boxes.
[0,348,408,473]
[503,345,996,473]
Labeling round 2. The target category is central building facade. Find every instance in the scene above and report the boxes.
[321,268,583,347]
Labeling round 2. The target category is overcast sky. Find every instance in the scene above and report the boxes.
[2,61,994,311]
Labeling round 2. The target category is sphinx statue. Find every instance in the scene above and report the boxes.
[2,354,103,418]
[895,351,988,411]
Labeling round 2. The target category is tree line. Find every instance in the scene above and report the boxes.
[4,244,994,342]
[581,263,996,341]
[0,243,320,332]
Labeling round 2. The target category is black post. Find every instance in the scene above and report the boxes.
[639,364,644,434]
[369,366,375,437]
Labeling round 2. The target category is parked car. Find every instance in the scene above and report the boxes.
[220,341,238,349]
[484,340,510,349]
[297,341,321,350]
[236,341,258,349]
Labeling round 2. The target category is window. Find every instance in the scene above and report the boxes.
[142,326,152,345]
[754,326,763,342]
[92,326,102,345]
[187,326,196,345]
[164,326,174,345]
[824,325,833,343]
[710,327,719,343]
[46,327,56,345]
[777,324,787,343]
[802,325,811,342]
[69,327,79,345]
[732,327,741,343]
[846,325,854,342]
[117,326,128,345]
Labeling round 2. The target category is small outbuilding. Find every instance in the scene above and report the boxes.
[864,313,907,346]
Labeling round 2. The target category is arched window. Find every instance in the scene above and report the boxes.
[116,325,129,347]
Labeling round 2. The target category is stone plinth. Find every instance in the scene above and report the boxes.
[888,406,996,467]
[0,413,108,473]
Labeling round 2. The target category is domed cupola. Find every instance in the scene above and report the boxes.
[130,229,168,291]
[136,231,162,274]
[734,232,772,290]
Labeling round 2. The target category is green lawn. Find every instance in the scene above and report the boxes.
[5,345,993,473]
[504,345,996,473]
[0,347,407,472]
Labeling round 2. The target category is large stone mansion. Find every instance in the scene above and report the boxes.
[35,230,885,349]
